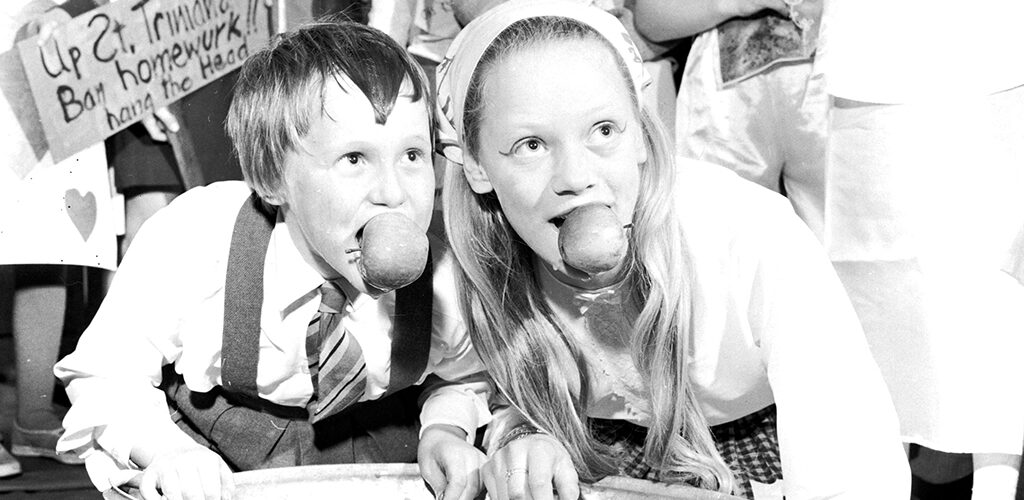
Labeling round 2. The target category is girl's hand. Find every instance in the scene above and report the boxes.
[138,444,234,500]
[482,434,579,500]
[418,424,486,500]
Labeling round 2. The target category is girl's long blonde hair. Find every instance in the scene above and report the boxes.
[442,16,735,493]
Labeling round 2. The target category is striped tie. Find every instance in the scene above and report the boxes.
[306,282,367,423]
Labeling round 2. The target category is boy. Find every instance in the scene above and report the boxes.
[54,21,490,499]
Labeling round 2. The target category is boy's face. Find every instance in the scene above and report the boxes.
[274,74,434,294]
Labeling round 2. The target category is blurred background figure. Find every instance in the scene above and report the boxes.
[634,0,826,240]
[1,0,259,491]
[817,0,1024,498]
[1,0,109,480]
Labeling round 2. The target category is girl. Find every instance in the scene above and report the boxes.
[417,1,910,499]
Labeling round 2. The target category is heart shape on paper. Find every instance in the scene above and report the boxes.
[64,189,97,242]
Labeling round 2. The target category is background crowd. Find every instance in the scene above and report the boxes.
[1,0,1021,499]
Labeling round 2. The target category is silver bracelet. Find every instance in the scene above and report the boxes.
[495,423,544,451]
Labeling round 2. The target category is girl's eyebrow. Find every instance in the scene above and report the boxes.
[574,95,628,117]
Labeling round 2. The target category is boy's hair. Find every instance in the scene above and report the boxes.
[227,19,436,201]
[443,16,735,494]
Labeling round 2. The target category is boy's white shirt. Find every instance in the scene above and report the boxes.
[54,181,491,491]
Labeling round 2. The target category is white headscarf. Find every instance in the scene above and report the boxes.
[434,0,651,165]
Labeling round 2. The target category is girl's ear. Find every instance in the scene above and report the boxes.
[633,123,649,165]
[463,155,494,194]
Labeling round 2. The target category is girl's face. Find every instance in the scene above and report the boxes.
[466,38,647,289]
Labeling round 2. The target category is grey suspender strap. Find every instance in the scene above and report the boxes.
[221,193,275,402]
[385,249,434,395]
[220,192,434,404]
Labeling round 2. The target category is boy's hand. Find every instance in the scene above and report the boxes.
[482,434,579,500]
[138,444,234,500]
[418,424,485,500]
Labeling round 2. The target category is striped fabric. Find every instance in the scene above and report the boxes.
[306,282,367,423]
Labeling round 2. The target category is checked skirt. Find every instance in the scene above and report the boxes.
[589,404,783,499]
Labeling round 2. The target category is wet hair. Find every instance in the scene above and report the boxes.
[227,19,435,201]
[443,16,735,493]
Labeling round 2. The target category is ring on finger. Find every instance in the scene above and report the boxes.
[505,467,528,480]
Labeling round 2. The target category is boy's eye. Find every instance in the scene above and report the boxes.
[405,149,423,162]
[342,153,364,165]
[507,137,547,158]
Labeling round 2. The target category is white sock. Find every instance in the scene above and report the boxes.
[971,455,1020,500]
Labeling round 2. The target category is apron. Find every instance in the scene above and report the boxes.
[164,193,434,471]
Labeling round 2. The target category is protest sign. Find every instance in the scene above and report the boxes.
[17,0,271,162]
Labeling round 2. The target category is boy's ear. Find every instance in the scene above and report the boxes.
[462,156,494,194]
[262,189,286,207]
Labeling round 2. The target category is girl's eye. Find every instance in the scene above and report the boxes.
[509,138,547,157]
[589,122,622,143]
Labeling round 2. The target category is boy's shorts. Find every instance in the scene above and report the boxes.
[164,374,423,470]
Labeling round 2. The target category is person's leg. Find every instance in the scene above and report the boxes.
[10,265,83,464]
[0,267,18,477]
[12,265,65,431]
[1017,450,1024,499]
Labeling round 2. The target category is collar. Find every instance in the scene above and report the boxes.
[265,212,332,319]
[265,213,381,321]
[535,263,631,317]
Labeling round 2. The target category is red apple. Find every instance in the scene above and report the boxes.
[357,212,429,292]
[557,204,627,275]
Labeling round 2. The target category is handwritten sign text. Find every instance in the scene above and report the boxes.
[18,0,271,161]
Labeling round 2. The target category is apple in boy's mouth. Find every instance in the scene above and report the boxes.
[352,212,429,293]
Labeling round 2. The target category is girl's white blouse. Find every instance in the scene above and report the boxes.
[519,159,910,499]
